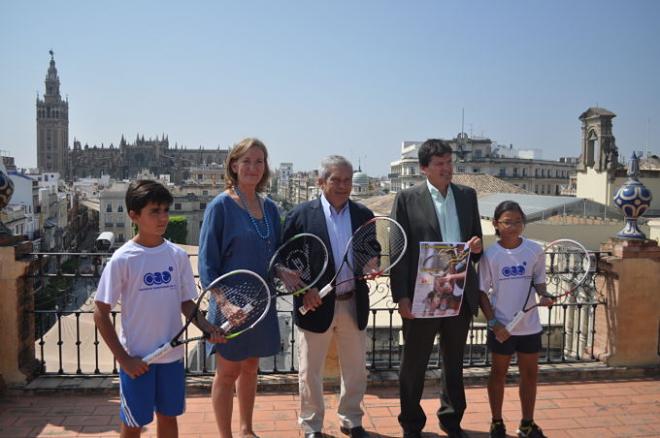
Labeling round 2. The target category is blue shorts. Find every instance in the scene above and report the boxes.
[119,359,185,428]
[487,330,542,356]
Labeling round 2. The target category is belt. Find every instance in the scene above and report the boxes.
[335,290,354,301]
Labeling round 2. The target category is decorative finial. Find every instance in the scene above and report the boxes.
[627,151,640,180]
[613,151,652,240]
[49,49,54,59]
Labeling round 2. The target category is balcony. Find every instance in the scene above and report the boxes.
[0,239,658,437]
[21,250,611,377]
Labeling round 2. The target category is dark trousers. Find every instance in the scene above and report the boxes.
[398,302,472,433]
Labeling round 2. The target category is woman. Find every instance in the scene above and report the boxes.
[199,138,281,438]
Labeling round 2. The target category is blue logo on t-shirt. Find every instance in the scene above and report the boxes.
[143,266,174,286]
[502,261,527,277]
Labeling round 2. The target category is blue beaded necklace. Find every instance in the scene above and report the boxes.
[234,186,271,241]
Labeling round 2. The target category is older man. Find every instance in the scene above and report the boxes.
[282,155,373,438]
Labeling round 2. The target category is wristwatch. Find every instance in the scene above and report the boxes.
[487,318,498,329]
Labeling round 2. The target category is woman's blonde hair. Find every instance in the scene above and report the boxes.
[224,137,271,193]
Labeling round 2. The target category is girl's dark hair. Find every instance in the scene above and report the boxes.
[125,180,173,214]
[493,200,527,236]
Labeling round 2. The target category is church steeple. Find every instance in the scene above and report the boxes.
[36,50,69,176]
[44,50,61,101]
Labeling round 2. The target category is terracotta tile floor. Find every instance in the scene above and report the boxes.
[1,378,659,437]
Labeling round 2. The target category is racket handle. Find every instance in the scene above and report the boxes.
[299,283,333,316]
[142,342,174,364]
[505,311,525,333]
[220,303,254,333]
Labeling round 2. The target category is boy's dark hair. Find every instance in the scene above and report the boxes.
[493,200,527,236]
[125,180,173,215]
[418,139,453,167]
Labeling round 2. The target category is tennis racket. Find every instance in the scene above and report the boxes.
[299,216,408,315]
[267,233,329,297]
[142,269,271,364]
[504,238,591,334]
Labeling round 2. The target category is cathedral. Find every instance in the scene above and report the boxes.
[36,52,228,183]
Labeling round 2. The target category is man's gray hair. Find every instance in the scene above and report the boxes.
[318,155,353,180]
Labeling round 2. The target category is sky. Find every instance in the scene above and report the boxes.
[1,1,659,176]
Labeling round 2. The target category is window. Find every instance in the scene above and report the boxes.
[118,233,125,243]
[513,167,518,176]
[175,203,181,210]
[202,190,209,196]
[106,204,112,212]
[118,205,123,213]
[200,202,207,210]
[499,168,506,176]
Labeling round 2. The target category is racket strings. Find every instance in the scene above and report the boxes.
[544,242,591,301]
[207,280,269,332]
[349,222,406,275]
[269,235,327,295]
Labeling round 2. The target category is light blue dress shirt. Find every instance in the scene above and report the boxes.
[426,179,462,242]
[320,193,355,294]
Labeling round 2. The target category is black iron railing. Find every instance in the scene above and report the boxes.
[27,251,609,376]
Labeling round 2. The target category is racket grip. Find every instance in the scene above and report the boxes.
[299,283,333,316]
[220,303,254,333]
[142,342,174,364]
[505,311,525,333]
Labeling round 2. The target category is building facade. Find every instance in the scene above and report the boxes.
[35,53,229,183]
[389,135,575,195]
[575,107,660,215]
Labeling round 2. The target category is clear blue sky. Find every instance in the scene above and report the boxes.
[1,0,659,176]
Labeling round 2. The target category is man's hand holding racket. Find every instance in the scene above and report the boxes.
[299,217,407,315]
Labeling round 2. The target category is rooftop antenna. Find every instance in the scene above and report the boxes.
[647,118,651,158]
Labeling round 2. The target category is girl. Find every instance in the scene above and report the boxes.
[478,201,553,438]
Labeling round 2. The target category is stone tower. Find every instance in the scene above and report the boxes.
[36,50,69,176]
[577,107,618,174]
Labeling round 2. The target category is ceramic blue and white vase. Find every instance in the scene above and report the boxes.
[613,152,652,239]
[0,165,15,236]
[0,166,14,210]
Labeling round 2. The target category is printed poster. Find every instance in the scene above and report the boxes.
[411,241,471,318]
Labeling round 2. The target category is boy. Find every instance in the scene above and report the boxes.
[94,180,223,438]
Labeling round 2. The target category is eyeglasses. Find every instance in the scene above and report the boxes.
[495,220,524,228]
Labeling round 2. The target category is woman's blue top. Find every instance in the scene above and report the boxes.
[198,192,281,361]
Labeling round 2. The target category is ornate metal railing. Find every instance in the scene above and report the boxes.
[27,250,609,376]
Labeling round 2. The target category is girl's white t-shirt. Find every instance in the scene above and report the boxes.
[95,239,198,363]
[479,238,546,336]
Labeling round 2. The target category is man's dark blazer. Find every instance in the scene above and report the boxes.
[390,182,483,316]
[282,197,375,333]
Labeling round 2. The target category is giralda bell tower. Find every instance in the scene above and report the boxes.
[36,50,69,176]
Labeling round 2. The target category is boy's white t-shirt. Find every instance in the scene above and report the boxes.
[95,239,198,364]
[479,238,546,336]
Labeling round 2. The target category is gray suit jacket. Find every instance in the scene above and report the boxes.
[390,182,483,315]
